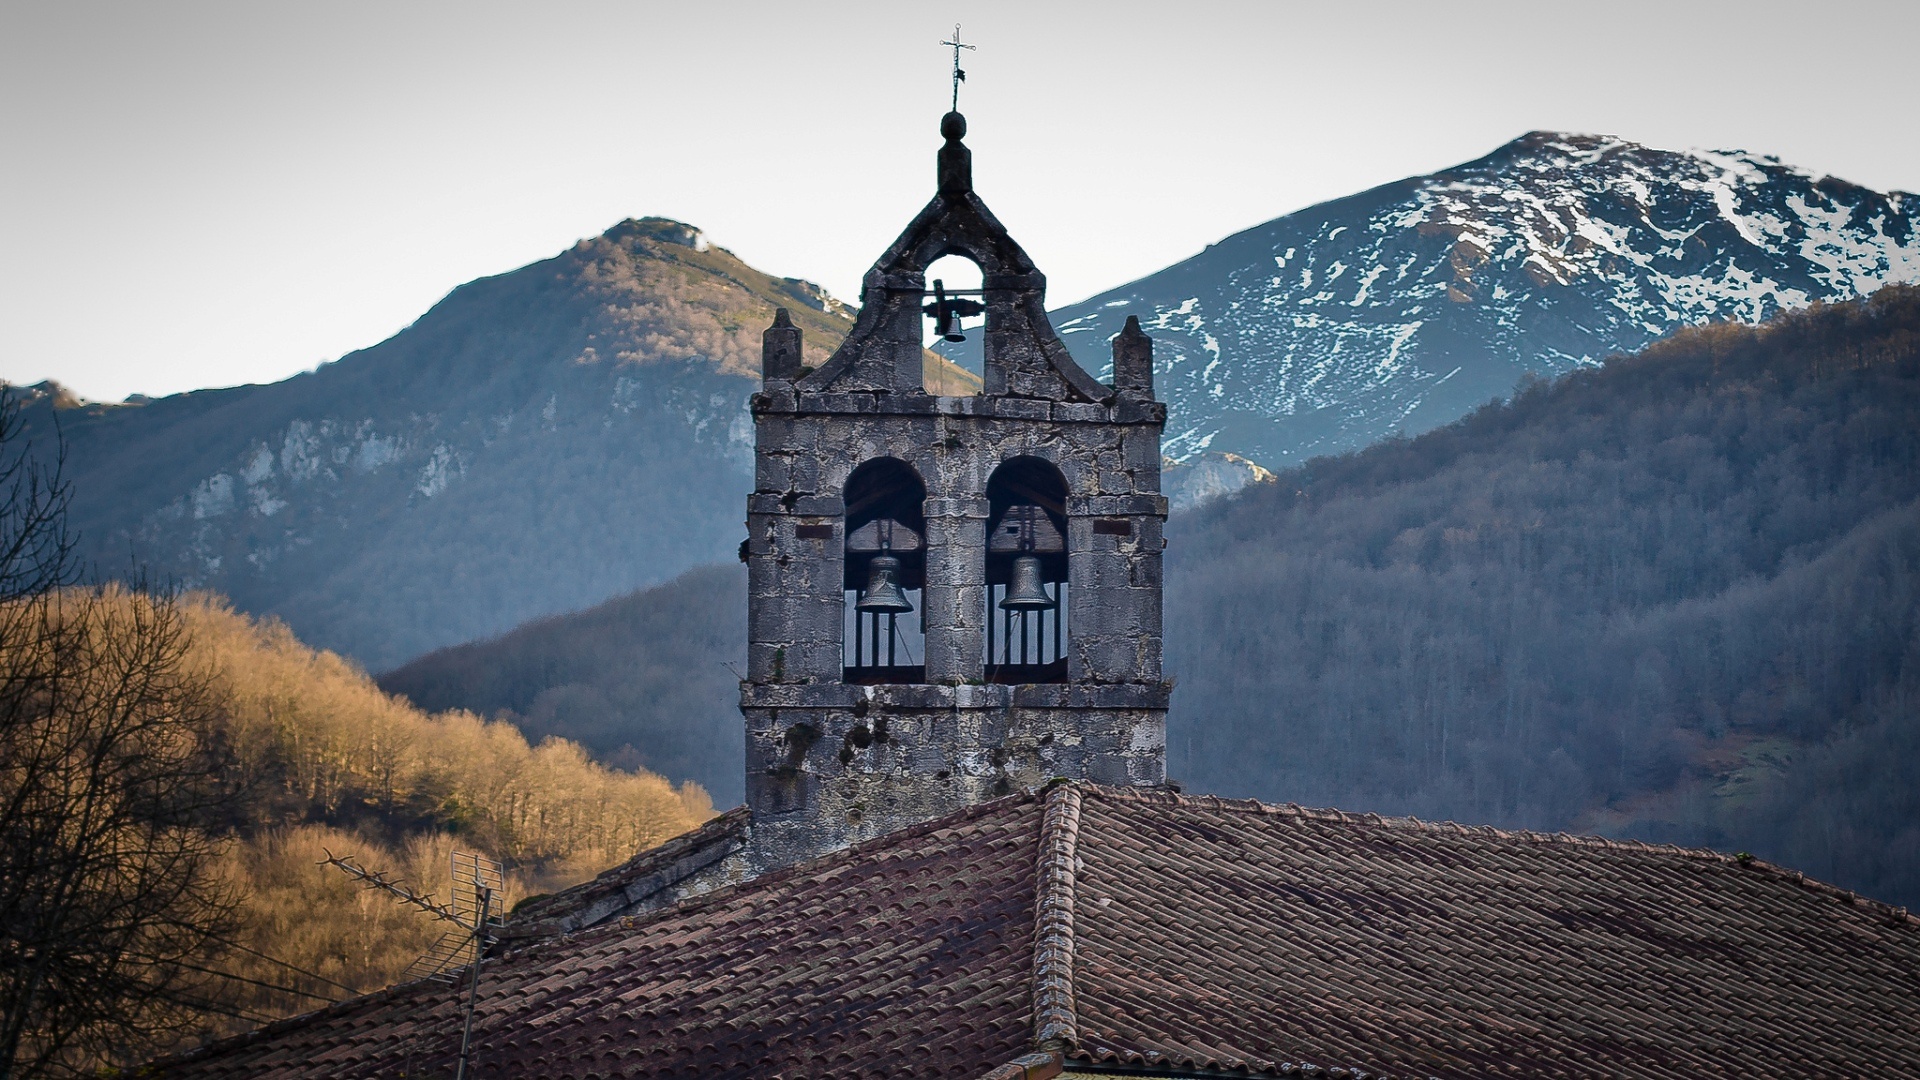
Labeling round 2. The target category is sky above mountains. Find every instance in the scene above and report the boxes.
[4,0,1917,402]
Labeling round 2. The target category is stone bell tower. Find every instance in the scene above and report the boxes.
[741,111,1168,871]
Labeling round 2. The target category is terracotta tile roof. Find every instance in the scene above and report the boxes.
[1065,787,1920,1077]
[157,798,1042,1079]
[155,784,1920,1079]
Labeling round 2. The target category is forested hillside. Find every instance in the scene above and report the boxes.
[120,591,708,1045]
[379,564,746,805]
[393,289,1920,908]
[0,350,718,1072]
[1168,286,1920,904]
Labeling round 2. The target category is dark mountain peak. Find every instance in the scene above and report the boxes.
[21,379,90,410]
[5,379,135,418]
[1498,129,1622,156]
[32,224,863,667]
[601,216,708,250]
[334,215,864,392]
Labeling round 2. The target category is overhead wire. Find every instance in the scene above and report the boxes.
[203,934,358,996]
[168,960,342,1004]
[168,993,279,1027]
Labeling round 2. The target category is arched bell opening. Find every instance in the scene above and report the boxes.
[984,456,1068,684]
[922,252,986,377]
[842,457,928,685]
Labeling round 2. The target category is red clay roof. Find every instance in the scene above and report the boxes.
[1067,789,1920,1076]
[155,784,1920,1079]
[160,796,1041,1079]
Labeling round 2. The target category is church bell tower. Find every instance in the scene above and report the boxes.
[741,110,1168,870]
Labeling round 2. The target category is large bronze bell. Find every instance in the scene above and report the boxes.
[856,554,914,613]
[999,554,1054,610]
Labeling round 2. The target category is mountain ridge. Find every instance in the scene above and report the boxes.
[1039,129,1919,470]
[23,218,974,669]
[26,132,1920,669]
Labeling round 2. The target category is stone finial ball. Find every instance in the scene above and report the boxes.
[941,111,967,141]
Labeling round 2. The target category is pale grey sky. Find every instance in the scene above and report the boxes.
[4,0,1916,402]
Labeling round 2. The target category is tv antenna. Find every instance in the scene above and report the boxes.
[323,849,505,1080]
[940,24,974,112]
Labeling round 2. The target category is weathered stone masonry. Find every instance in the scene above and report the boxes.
[738,111,1171,872]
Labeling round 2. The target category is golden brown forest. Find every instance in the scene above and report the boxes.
[4,585,710,1069]
[185,590,711,1033]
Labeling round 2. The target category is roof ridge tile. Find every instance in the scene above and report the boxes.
[976,1050,1065,1080]
[1031,782,1081,1050]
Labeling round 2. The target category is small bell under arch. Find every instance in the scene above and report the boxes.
[856,554,914,614]
[999,554,1054,610]
[924,278,983,344]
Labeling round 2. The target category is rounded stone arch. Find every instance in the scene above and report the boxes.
[904,235,1019,277]
[986,454,1068,528]
[842,457,928,683]
[983,455,1070,683]
[843,457,927,543]
[919,246,987,280]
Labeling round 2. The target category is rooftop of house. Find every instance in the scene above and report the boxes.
[152,783,1920,1079]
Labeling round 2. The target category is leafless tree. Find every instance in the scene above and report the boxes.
[0,389,238,1079]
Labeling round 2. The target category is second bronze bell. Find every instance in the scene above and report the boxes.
[999,554,1054,610]
[857,554,914,613]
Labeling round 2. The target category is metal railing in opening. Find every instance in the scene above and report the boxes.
[984,581,1067,684]
[843,588,925,685]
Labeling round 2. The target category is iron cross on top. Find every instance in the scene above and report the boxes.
[940,24,975,111]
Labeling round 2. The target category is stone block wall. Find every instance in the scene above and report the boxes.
[740,386,1170,870]
[739,682,1167,871]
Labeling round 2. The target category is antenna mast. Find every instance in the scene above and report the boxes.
[323,849,504,1080]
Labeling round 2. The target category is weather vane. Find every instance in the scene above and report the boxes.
[940,24,975,112]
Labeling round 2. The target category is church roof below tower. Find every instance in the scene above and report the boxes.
[150,784,1920,1079]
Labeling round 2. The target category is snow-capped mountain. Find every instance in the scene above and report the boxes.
[1046,132,1920,469]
